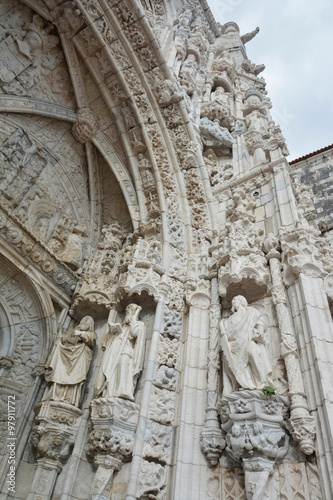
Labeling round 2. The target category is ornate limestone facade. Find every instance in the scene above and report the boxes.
[0,0,332,499]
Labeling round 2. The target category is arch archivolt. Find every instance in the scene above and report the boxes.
[59,0,215,251]
[0,0,217,310]
[0,253,56,464]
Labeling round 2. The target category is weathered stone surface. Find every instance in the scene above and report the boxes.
[0,0,330,499]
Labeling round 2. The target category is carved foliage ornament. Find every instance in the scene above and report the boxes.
[87,427,134,461]
[31,426,75,464]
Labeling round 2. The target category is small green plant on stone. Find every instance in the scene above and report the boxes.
[262,385,276,397]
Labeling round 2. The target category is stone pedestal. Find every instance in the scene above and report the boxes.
[88,397,140,499]
[219,390,289,500]
[28,401,83,500]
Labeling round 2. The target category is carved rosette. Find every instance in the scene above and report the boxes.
[219,390,289,500]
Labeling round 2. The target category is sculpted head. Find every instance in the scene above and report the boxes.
[79,316,94,331]
[125,303,142,321]
[186,53,196,63]
[231,295,248,312]
[232,424,241,437]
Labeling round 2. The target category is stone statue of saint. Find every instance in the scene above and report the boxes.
[219,296,273,394]
[96,304,146,401]
[43,316,97,407]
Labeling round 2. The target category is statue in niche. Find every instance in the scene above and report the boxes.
[43,316,97,407]
[219,296,273,395]
[210,86,229,107]
[96,304,146,401]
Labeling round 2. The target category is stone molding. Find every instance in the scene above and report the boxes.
[0,202,78,299]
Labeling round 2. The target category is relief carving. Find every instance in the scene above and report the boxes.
[138,460,167,500]
[200,117,235,149]
[149,387,176,425]
[0,10,62,95]
[162,306,183,339]
[179,53,198,95]
[31,426,75,464]
[48,215,87,271]
[154,365,178,391]
[157,336,179,368]
[220,391,289,500]
[213,204,269,300]
[143,420,172,464]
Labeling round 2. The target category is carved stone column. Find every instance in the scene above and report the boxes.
[27,401,83,500]
[219,390,289,500]
[173,279,211,499]
[201,277,225,465]
[279,221,333,497]
[264,234,316,455]
[28,459,62,500]
[88,397,140,499]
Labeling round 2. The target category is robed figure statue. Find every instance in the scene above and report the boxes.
[219,295,273,395]
[43,316,97,407]
[96,304,146,401]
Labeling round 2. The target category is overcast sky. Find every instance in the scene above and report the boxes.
[208,0,333,161]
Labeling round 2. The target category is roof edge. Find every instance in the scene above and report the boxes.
[290,144,333,165]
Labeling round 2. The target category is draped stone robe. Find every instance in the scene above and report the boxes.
[220,302,273,394]
[96,317,145,401]
[44,324,97,407]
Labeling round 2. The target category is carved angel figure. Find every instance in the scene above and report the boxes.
[220,296,273,395]
[96,304,145,401]
[43,316,97,407]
